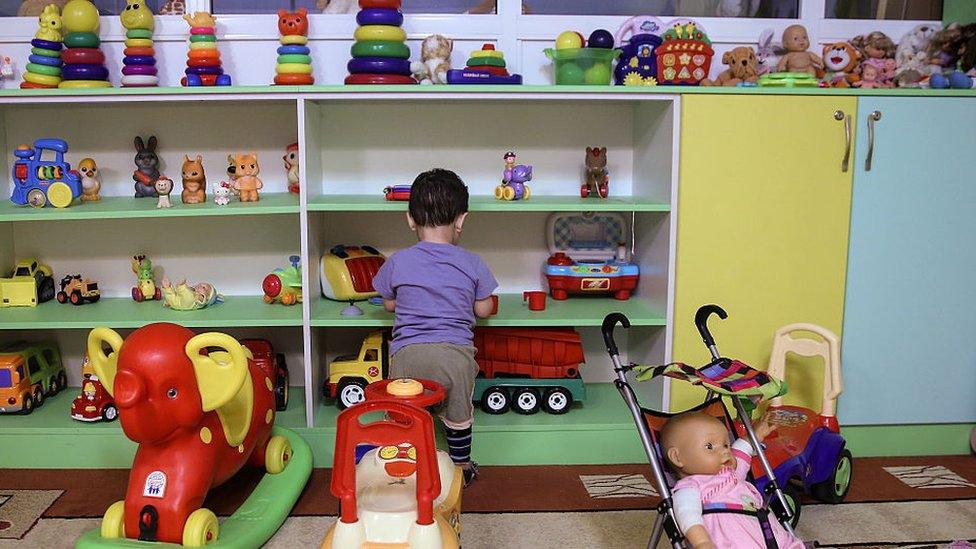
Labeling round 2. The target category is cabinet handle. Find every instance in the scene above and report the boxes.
[865,110,882,172]
[834,110,851,173]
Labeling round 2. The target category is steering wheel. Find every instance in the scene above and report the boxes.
[364,378,446,409]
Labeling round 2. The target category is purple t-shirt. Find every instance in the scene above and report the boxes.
[372,241,498,355]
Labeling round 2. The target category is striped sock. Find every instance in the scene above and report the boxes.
[445,425,472,464]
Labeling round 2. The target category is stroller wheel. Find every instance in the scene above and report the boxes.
[770,483,801,528]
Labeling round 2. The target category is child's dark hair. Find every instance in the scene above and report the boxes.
[408,169,469,227]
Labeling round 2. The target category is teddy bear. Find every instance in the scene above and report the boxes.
[821,42,861,88]
[777,24,823,76]
[410,35,453,85]
[231,152,263,202]
[702,46,758,86]
[180,155,207,204]
[895,23,937,87]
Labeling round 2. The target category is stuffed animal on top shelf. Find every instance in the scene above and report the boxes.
[821,42,861,88]
[776,24,823,76]
[851,31,896,87]
[701,46,758,86]
[895,23,937,87]
[926,23,964,77]
[755,28,785,76]
[930,23,976,89]
[411,35,453,85]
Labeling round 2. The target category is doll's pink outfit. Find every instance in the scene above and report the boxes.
[672,440,805,549]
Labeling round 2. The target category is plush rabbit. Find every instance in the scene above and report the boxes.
[133,135,160,198]
[756,28,785,76]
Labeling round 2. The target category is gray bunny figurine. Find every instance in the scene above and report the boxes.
[133,135,160,198]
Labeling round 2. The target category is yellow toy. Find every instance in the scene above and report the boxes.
[183,11,216,28]
[120,0,154,32]
[130,254,161,302]
[61,0,99,34]
[35,4,63,42]
[78,158,101,201]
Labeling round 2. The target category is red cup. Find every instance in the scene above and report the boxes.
[523,291,547,311]
[490,294,499,315]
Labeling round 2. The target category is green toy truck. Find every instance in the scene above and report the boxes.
[0,342,66,414]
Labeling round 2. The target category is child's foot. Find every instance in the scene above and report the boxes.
[461,461,479,487]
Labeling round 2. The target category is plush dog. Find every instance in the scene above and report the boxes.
[410,35,453,85]
[702,46,758,86]
[822,42,861,87]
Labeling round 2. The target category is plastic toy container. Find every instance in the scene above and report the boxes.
[545,48,620,85]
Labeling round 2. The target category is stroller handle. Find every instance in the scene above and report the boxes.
[695,304,728,349]
[602,312,630,356]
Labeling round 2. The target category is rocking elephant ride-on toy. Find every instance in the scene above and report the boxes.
[322,378,463,549]
[601,305,853,548]
[75,323,312,549]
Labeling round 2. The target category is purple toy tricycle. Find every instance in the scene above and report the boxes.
[494,151,532,201]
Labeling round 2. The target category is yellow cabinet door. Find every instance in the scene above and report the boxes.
[671,95,856,412]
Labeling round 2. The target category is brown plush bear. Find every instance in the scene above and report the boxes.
[702,47,758,86]
[822,42,862,88]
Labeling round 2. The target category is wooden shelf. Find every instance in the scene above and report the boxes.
[0,296,302,329]
[310,293,665,327]
[0,193,299,222]
[308,194,670,212]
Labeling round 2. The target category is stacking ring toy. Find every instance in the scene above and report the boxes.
[123,65,157,76]
[26,63,61,76]
[24,72,62,86]
[31,38,63,50]
[61,64,109,80]
[182,73,219,86]
[276,54,312,65]
[186,66,224,75]
[356,8,403,27]
[274,73,314,85]
[124,46,155,56]
[21,81,56,89]
[276,63,313,74]
[470,49,504,59]
[63,32,99,48]
[189,34,217,43]
[358,0,402,9]
[31,47,62,57]
[215,74,232,86]
[122,74,159,86]
[187,57,222,68]
[347,56,411,75]
[189,41,218,51]
[466,56,506,68]
[62,48,105,64]
[58,80,112,88]
[28,54,63,67]
[190,26,215,35]
[125,38,154,48]
[344,73,415,85]
[188,49,220,60]
[125,28,153,39]
[354,25,406,43]
[279,35,308,46]
[351,40,410,59]
[122,55,155,66]
[277,45,310,55]
[464,65,509,76]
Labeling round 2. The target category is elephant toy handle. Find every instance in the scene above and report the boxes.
[87,327,124,397]
[185,332,249,412]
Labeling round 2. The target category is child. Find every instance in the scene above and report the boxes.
[372,168,497,485]
[660,412,805,549]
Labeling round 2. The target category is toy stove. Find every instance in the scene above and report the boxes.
[544,212,639,300]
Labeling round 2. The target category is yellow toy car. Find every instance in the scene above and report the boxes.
[0,259,55,307]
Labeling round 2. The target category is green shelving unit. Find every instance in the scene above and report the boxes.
[308,194,670,212]
[0,193,299,222]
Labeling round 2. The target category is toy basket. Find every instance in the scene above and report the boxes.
[545,48,620,85]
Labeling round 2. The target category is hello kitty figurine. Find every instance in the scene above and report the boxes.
[214,181,232,206]
[0,56,14,88]
[155,177,174,208]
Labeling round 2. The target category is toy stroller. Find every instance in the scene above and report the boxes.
[602,306,797,549]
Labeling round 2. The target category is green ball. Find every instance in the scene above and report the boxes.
[584,62,611,84]
[557,62,584,85]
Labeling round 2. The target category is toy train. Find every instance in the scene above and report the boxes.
[10,139,82,208]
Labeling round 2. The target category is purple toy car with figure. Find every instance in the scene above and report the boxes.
[495,152,532,201]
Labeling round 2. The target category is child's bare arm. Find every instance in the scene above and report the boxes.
[383,298,396,312]
[685,526,716,549]
[473,296,494,318]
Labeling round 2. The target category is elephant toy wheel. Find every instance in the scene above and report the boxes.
[494,185,505,199]
[101,500,126,539]
[502,186,516,200]
[183,508,219,547]
[523,186,531,200]
[265,434,293,474]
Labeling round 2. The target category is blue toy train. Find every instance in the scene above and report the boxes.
[11,138,82,208]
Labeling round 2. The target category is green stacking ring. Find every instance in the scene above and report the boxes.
[277,54,312,64]
[351,40,410,59]
[190,34,217,43]
[26,63,61,76]
[31,47,62,57]
[126,28,153,39]
[63,32,99,48]
[465,56,506,68]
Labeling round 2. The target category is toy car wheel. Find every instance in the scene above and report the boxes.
[32,387,44,408]
[20,394,34,414]
[502,186,516,201]
[57,291,68,304]
[598,184,608,198]
[70,291,82,305]
[494,185,505,200]
[37,276,55,303]
[47,182,74,208]
[275,354,289,411]
[513,388,541,415]
[153,287,162,300]
[770,482,802,528]
[100,500,126,539]
[523,186,531,200]
[542,387,572,414]
[336,378,367,410]
[131,287,143,302]
[88,294,100,303]
[57,372,67,393]
[580,185,589,198]
[480,386,509,414]
[265,434,293,474]
[812,448,853,504]
[182,508,219,547]
[101,404,118,422]
[49,376,60,395]
[27,189,46,208]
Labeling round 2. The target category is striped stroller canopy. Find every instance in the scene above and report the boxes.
[634,357,787,402]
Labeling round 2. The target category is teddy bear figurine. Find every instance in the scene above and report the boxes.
[410,34,453,85]
[777,24,823,76]
[180,155,207,204]
[822,42,861,87]
[702,46,758,86]
[231,152,263,202]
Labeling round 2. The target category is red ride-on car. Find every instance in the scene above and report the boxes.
[241,339,290,411]
[70,357,118,422]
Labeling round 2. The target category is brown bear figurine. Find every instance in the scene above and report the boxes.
[702,46,758,86]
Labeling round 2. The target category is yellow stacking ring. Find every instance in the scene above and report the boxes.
[58,80,112,88]
[354,25,406,43]
[470,49,504,59]
[189,41,218,51]
[276,63,313,74]
[279,34,308,46]
[124,38,154,48]
[24,72,62,86]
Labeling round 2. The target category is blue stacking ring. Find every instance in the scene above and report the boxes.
[277,45,310,56]
[356,8,403,27]
[185,66,224,75]
[28,54,63,67]
[347,56,412,75]
[123,55,156,66]
[31,38,62,50]
[61,64,109,80]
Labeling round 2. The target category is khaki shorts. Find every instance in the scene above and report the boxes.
[391,343,479,429]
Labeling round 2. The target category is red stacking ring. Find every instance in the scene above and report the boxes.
[187,57,222,68]
[344,73,416,85]
[20,81,56,89]
[124,46,156,57]
[358,0,401,9]
[190,27,216,35]
[274,73,315,85]
[62,48,105,65]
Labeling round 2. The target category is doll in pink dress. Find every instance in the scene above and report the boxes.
[661,412,805,549]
